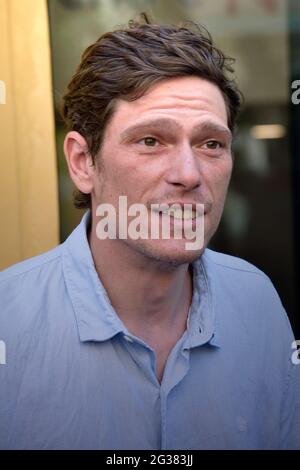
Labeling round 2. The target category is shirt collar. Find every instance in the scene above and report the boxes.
[186,254,221,349]
[62,210,220,348]
[62,210,126,342]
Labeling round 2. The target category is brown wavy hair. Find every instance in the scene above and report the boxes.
[62,12,242,209]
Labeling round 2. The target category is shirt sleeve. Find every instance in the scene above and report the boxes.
[279,344,300,449]
[257,273,300,450]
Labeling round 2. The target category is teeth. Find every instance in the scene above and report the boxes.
[161,208,196,220]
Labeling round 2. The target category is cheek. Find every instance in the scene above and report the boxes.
[220,165,232,192]
[101,166,144,205]
[209,161,232,195]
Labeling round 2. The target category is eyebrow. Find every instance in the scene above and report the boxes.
[119,118,232,142]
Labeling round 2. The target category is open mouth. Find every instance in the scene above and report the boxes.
[158,207,198,220]
[151,203,205,221]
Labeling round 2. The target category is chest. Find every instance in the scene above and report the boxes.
[156,346,173,383]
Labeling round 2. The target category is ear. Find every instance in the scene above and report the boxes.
[64,131,95,194]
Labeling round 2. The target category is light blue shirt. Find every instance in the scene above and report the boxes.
[0,211,299,450]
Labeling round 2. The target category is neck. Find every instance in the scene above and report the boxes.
[88,216,193,338]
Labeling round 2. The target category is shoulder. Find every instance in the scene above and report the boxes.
[203,248,268,279]
[201,248,292,337]
[0,245,64,331]
[0,245,62,282]
[202,247,273,295]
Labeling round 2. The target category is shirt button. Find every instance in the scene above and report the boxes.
[123,335,133,343]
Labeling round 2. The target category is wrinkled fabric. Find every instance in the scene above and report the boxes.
[0,211,299,450]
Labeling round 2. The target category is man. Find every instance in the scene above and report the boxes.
[0,15,299,450]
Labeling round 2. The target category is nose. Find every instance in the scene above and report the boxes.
[165,142,202,191]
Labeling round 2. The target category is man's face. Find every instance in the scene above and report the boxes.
[90,76,233,265]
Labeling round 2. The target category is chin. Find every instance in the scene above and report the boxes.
[131,238,206,267]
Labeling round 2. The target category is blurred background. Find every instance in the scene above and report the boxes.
[48,0,300,335]
[0,0,299,335]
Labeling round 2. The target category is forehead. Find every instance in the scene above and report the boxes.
[107,76,229,136]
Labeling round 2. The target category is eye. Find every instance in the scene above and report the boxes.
[139,137,159,147]
[203,140,222,150]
